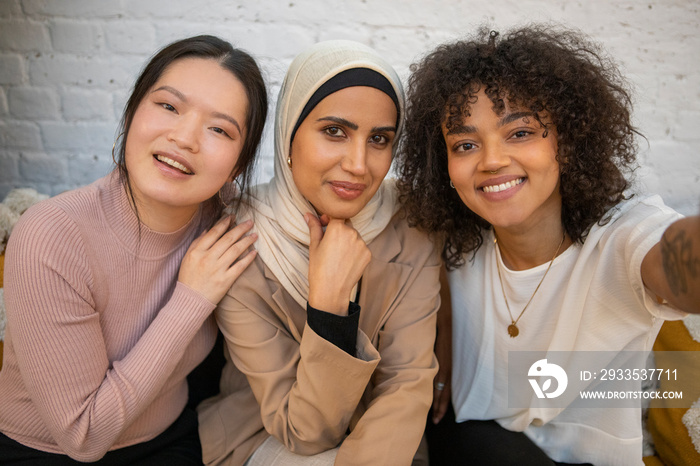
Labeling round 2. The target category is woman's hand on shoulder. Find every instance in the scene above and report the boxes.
[305,213,370,315]
[178,216,257,305]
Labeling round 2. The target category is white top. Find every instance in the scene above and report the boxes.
[449,195,685,465]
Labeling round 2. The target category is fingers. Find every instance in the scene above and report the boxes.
[432,381,450,424]
[432,391,450,424]
[321,217,355,238]
[305,213,324,251]
[223,248,258,283]
[196,215,234,250]
[178,217,258,305]
[219,230,258,269]
[306,214,370,314]
[207,219,255,259]
[432,380,446,408]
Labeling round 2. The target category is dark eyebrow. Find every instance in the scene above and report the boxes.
[317,116,358,131]
[498,111,535,127]
[152,85,186,101]
[445,111,536,136]
[445,124,477,136]
[151,85,242,136]
[317,117,395,135]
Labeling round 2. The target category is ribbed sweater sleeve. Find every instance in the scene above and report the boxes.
[2,191,215,461]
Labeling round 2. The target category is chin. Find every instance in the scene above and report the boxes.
[478,212,520,229]
[323,206,363,220]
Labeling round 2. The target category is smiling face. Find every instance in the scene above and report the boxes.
[443,89,561,234]
[124,57,249,227]
[290,86,397,219]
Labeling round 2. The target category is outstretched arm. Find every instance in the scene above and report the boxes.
[641,215,700,314]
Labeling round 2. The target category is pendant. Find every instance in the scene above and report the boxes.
[507,323,519,338]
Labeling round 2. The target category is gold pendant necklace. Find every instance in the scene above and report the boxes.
[494,233,565,338]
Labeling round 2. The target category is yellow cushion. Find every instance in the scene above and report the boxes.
[642,455,665,466]
[646,319,700,465]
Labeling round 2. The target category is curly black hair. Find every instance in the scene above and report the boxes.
[396,24,640,269]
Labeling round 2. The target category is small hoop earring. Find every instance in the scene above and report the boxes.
[287,156,292,169]
[112,132,125,165]
[450,180,455,189]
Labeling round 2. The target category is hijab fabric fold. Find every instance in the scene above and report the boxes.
[239,40,405,308]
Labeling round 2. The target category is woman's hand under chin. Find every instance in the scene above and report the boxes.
[305,213,371,315]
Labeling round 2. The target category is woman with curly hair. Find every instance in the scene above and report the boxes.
[396,24,700,465]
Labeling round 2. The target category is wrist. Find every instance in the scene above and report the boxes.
[308,289,350,316]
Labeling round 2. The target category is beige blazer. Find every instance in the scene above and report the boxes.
[198,213,441,466]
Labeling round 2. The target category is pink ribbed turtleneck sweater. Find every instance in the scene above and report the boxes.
[0,171,217,462]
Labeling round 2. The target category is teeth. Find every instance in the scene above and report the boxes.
[483,178,524,193]
[156,155,192,174]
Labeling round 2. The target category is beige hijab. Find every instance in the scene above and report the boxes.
[240,40,405,308]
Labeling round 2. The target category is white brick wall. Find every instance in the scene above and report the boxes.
[1,0,698,215]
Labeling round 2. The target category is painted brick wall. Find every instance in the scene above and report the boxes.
[1,0,698,215]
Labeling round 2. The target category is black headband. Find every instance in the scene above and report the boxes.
[290,67,400,142]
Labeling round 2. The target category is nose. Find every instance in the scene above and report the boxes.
[479,140,510,173]
[340,140,368,176]
[167,114,200,153]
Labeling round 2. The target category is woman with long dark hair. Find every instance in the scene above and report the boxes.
[0,35,268,465]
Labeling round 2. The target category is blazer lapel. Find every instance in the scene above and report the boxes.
[263,264,306,342]
[358,218,413,340]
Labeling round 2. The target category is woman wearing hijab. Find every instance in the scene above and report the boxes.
[197,40,441,466]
